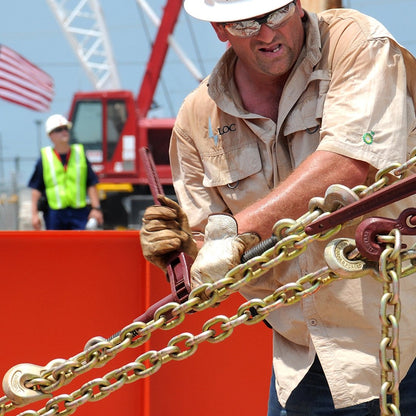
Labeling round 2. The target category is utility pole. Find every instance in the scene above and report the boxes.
[35,119,42,153]
[302,0,342,12]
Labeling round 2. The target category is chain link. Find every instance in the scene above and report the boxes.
[2,152,416,416]
[379,230,402,416]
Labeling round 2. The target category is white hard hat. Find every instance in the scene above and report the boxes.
[45,114,72,134]
[184,0,293,22]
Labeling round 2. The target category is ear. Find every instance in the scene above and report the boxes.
[211,22,230,43]
[296,0,305,18]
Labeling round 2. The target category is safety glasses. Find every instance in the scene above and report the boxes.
[222,1,297,38]
[51,126,69,133]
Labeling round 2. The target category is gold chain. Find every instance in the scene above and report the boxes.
[379,230,402,416]
[2,151,416,416]
[8,248,416,416]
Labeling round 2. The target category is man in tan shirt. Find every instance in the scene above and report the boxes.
[140,0,416,414]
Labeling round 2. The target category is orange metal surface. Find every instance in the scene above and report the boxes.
[0,231,272,415]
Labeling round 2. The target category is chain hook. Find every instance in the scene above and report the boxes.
[2,363,52,405]
[324,238,379,279]
[355,207,416,261]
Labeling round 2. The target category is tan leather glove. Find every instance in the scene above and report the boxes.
[191,214,260,289]
[140,195,198,270]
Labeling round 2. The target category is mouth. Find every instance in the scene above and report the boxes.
[259,44,283,54]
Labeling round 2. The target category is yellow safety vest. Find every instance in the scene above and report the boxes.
[41,144,88,210]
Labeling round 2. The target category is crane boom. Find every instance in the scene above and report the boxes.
[136,0,203,83]
[46,0,121,90]
[136,0,183,118]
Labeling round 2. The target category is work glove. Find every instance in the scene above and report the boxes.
[140,195,198,270]
[191,214,261,288]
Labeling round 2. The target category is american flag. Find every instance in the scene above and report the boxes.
[0,44,54,112]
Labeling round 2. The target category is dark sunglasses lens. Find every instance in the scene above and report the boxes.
[225,2,296,37]
[53,126,68,133]
[267,3,296,28]
[226,20,259,37]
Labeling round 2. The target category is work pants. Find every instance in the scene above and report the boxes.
[47,207,90,230]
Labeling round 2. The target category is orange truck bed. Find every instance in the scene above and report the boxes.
[1,231,271,416]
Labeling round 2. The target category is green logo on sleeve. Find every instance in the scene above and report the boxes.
[362,131,375,145]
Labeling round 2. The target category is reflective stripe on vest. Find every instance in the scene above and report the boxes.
[41,144,88,209]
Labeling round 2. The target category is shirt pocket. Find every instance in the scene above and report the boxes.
[284,71,330,137]
[284,72,330,168]
[201,142,262,187]
[200,142,271,213]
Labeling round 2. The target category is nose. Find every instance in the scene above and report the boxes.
[255,23,277,42]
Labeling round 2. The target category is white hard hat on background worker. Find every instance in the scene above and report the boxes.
[45,114,72,135]
[183,0,294,22]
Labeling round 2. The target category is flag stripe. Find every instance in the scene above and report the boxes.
[0,79,52,107]
[0,61,54,95]
[0,90,49,112]
[1,45,53,88]
[0,67,54,100]
[0,44,54,112]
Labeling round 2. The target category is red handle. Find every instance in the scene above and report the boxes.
[305,174,416,235]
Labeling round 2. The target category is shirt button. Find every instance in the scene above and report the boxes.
[227,180,239,189]
[309,319,318,326]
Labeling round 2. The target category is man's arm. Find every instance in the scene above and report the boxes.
[191,150,370,284]
[87,186,104,225]
[236,150,369,239]
[31,189,42,230]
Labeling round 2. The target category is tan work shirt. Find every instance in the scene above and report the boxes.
[170,9,416,409]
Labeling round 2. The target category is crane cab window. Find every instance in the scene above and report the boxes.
[71,101,102,155]
[107,100,127,161]
[71,99,128,164]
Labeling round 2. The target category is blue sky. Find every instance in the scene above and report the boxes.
[0,0,414,187]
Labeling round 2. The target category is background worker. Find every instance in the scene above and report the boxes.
[140,0,416,414]
[28,114,103,230]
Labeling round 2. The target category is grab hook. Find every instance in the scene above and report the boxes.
[2,363,51,405]
[355,207,416,261]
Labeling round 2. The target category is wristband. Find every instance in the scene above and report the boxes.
[91,207,102,211]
